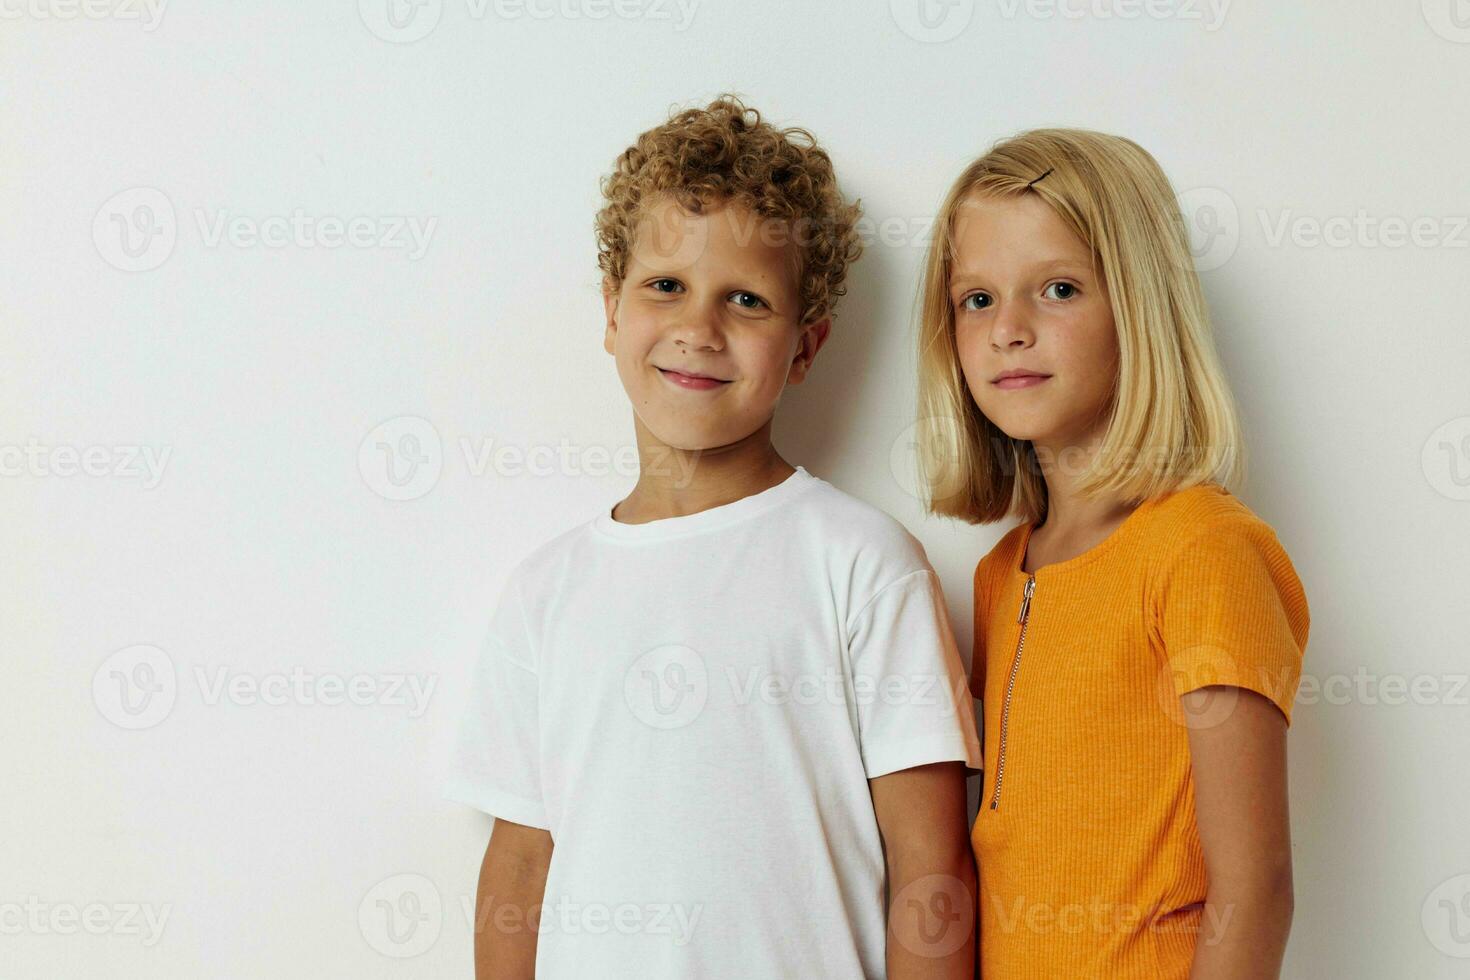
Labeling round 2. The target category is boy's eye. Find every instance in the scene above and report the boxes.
[959,292,992,312]
[649,278,682,294]
[1043,281,1077,300]
[730,290,766,310]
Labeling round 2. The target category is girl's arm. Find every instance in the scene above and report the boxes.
[1184,686,1295,979]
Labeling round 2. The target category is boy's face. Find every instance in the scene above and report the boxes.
[603,195,829,455]
[948,192,1119,451]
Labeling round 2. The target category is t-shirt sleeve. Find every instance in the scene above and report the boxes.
[1156,515,1311,727]
[441,576,549,830]
[847,568,985,778]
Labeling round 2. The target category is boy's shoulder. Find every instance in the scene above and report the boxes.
[498,468,937,593]
[784,474,950,624]
[495,513,599,592]
[791,470,935,568]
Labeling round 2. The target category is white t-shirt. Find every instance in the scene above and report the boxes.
[442,465,982,978]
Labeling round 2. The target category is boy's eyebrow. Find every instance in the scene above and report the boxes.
[625,257,795,311]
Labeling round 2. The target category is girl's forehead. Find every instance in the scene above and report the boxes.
[950,202,1091,270]
[953,192,1062,234]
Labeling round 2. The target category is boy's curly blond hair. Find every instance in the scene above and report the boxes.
[596,94,863,325]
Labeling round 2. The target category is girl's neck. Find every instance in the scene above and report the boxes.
[1027,435,1141,564]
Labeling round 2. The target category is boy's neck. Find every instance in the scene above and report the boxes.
[612,432,796,526]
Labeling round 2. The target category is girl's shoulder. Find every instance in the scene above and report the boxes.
[1144,483,1310,636]
[971,483,1296,592]
[973,520,1029,582]
[973,483,1250,575]
[1142,482,1287,558]
[1143,484,1312,715]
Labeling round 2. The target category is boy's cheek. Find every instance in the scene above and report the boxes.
[619,295,671,330]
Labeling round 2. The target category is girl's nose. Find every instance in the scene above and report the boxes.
[989,304,1035,349]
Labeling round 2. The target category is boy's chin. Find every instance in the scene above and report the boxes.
[636,416,770,455]
[643,428,746,454]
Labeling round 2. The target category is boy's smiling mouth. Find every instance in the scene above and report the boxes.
[657,367,732,391]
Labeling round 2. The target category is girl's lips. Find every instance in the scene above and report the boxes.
[993,375,1051,390]
[659,368,730,391]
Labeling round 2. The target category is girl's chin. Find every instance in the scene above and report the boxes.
[980,414,1054,442]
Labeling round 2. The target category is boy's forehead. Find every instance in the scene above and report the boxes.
[630,195,801,282]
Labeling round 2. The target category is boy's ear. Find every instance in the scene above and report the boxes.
[787,316,832,385]
[601,278,621,356]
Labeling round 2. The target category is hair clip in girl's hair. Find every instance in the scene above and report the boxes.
[1026,167,1055,189]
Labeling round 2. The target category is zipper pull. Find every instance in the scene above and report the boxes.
[1017,575,1035,624]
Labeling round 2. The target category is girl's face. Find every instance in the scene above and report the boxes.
[949,192,1119,453]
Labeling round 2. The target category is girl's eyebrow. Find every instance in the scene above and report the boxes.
[1017,257,1092,276]
[1041,258,1092,274]
[949,257,1092,287]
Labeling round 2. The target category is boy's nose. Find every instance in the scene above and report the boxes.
[671,304,725,350]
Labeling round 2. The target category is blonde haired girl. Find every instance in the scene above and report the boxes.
[916,130,1310,978]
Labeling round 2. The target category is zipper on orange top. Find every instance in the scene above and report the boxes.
[989,574,1035,811]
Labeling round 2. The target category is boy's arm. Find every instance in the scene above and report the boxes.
[869,761,976,980]
[1183,686,1294,979]
[474,818,553,980]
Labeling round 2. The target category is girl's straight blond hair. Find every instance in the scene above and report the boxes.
[916,128,1245,525]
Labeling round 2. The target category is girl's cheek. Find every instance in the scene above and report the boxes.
[957,330,987,379]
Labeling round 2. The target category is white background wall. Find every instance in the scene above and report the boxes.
[5,2,1469,976]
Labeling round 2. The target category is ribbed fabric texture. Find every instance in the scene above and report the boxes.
[969,483,1310,979]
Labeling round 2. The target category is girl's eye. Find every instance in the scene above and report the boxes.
[1043,281,1077,300]
[959,293,992,312]
[650,278,682,294]
[730,290,766,310]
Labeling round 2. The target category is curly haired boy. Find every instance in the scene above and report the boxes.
[445,94,981,980]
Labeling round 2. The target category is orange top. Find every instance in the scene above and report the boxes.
[970,483,1310,979]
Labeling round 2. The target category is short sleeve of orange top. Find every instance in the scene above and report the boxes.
[969,483,1310,980]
